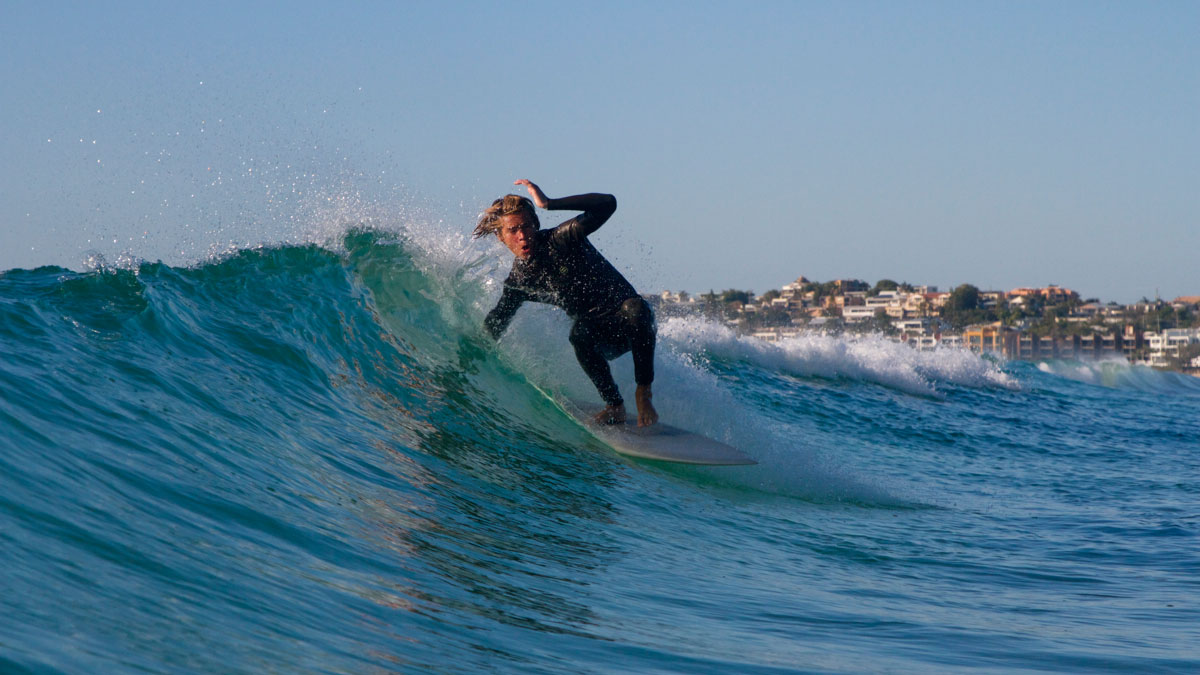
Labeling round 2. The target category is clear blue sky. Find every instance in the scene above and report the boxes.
[3,1,1197,302]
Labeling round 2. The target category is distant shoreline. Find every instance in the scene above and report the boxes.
[651,279,1200,375]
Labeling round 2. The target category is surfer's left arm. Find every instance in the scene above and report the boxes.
[514,179,616,238]
[484,285,526,339]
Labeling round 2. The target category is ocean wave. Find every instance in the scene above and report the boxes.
[4,228,1198,672]
[657,316,1016,397]
[1036,358,1200,394]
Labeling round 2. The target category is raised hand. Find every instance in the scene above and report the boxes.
[514,179,551,209]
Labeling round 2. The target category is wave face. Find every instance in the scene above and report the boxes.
[3,234,1198,673]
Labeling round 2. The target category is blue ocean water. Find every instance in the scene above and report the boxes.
[2,232,1198,673]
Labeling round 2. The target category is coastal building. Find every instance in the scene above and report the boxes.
[835,279,869,293]
[655,278,1195,374]
[925,292,950,310]
[940,334,964,349]
[894,318,936,335]
[902,293,931,315]
[751,329,801,342]
[964,323,1018,357]
[1015,330,1133,360]
[838,291,867,308]
[1008,285,1079,304]
[1122,325,1142,358]
[781,277,810,293]
[898,318,944,350]
[658,290,694,304]
[842,306,876,323]
[1142,328,1200,368]
[907,335,940,351]
[979,291,1004,308]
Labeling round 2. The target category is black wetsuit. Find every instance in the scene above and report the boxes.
[484,196,655,407]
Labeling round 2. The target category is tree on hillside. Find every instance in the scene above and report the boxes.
[946,284,980,312]
[941,284,996,330]
[803,280,841,300]
[870,308,898,335]
[761,305,792,327]
[1170,342,1200,370]
[720,289,753,305]
[870,279,898,296]
[997,299,1029,327]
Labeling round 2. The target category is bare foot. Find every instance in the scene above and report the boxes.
[635,385,658,427]
[594,403,626,425]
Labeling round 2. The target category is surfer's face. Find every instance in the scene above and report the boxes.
[498,214,537,259]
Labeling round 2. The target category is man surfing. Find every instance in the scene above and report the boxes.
[476,179,658,427]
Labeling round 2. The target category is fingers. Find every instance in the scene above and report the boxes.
[513,179,548,208]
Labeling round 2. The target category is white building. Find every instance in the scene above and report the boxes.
[894,317,936,335]
[752,329,801,342]
[842,306,877,323]
[907,335,940,351]
[1142,328,1200,367]
[865,291,899,308]
[940,335,964,348]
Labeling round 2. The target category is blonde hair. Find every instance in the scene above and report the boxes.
[473,194,539,239]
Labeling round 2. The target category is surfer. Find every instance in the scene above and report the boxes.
[476,179,659,427]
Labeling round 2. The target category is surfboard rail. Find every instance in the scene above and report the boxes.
[565,401,757,466]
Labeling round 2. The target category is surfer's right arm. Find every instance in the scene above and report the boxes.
[514,179,616,239]
[484,285,526,339]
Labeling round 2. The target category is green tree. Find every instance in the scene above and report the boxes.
[762,306,792,327]
[870,279,899,296]
[868,278,897,294]
[870,308,898,335]
[946,284,980,312]
[1171,342,1200,370]
[941,284,999,330]
[804,280,840,300]
[720,289,753,305]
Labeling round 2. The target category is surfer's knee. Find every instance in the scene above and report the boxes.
[620,297,651,320]
[620,297,655,334]
[569,320,591,347]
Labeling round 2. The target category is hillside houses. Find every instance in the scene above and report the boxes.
[650,280,1200,374]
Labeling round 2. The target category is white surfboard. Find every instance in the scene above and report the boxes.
[565,401,756,466]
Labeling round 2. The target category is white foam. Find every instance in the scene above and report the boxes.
[658,316,1016,397]
[1036,358,1200,394]
[483,307,908,503]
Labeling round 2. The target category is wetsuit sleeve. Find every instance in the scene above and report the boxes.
[484,284,527,339]
[548,193,617,244]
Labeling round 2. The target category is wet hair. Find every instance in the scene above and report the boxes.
[473,194,539,239]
